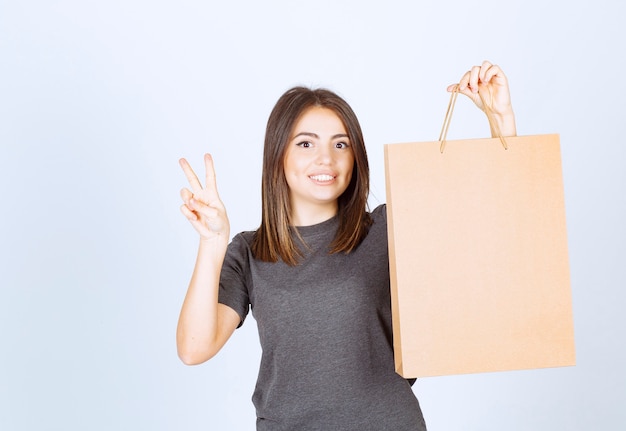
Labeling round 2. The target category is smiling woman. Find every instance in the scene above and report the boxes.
[251,87,373,266]
[283,106,355,226]
[176,62,517,431]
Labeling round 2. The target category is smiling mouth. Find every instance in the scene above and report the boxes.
[309,174,335,182]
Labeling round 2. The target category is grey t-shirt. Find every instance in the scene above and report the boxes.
[219,204,427,431]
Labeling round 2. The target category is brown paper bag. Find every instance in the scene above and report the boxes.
[385,90,575,378]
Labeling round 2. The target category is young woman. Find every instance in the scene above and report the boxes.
[177,61,517,430]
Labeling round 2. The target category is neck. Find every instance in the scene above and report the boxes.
[291,202,338,227]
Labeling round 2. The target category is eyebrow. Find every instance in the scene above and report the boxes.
[292,132,350,140]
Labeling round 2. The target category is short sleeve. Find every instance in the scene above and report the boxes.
[218,232,252,326]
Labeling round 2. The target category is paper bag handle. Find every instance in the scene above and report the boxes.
[438,84,509,153]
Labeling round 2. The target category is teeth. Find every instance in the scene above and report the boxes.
[310,175,334,181]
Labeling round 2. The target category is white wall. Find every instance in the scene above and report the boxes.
[1,0,624,429]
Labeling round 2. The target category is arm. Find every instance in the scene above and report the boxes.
[448,60,517,137]
[176,154,241,365]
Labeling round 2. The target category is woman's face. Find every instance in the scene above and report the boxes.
[283,106,355,225]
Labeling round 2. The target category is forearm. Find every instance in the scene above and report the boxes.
[176,238,228,364]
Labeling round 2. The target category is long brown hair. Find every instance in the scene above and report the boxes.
[251,86,372,265]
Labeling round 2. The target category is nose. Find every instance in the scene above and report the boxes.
[315,143,333,165]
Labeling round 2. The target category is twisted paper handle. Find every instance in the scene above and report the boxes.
[438,84,508,153]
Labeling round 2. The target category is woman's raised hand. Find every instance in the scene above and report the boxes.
[179,154,230,242]
[448,60,516,136]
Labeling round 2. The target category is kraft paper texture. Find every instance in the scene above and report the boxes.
[385,134,575,378]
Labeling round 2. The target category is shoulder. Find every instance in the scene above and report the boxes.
[231,230,256,247]
[362,203,387,244]
[223,230,256,268]
[369,203,387,224]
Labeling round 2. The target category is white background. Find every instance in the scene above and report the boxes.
[1,0,624,430]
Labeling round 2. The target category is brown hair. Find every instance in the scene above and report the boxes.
[251,86,372,265]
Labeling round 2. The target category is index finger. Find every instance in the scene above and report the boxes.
[482,64,507,87]
[179,157,203,193]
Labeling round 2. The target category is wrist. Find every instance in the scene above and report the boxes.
[490,110,517,137]
[198,234,229,255]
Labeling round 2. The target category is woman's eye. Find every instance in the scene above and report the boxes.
[335,141,349,149]
[297,141,312,148]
